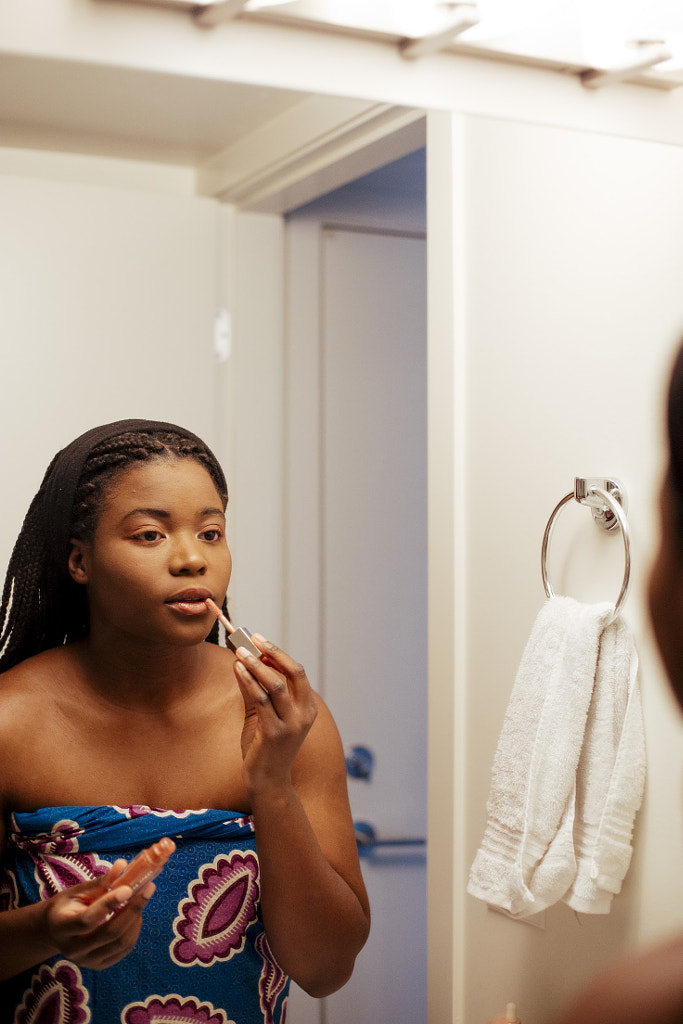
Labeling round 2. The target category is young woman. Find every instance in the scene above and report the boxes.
[555,347,683,1024]
[0,419,370,1023]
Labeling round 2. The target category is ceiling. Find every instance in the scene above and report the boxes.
[0,52,310,165]
[2,0,682,175]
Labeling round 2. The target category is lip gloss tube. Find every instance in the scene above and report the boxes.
[84,837,176,904]
[205,598,262,659]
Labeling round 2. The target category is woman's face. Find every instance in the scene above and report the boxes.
[69,457,232,649]
[648,475,683,712]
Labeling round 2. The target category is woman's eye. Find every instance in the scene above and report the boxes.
[201,529,223,542]
[134,530,163,543]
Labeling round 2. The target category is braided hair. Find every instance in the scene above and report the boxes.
[0,424,229,673]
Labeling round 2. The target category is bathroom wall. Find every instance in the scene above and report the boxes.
[0,150,220,573]
[450,113,683,1023]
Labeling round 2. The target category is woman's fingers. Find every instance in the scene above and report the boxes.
[68,910,143,969]
[252,635,312,699]
[233,637,319,784]
[234,657,283,719]
[47,878,154,969]
[234,644,318,764]
[79,884,134,931]
[235,637,315,715]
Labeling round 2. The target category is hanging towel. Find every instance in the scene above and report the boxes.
[467,596,615,918]
[564,615,646,913]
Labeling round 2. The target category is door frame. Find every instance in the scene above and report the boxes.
[229,106,464,1024]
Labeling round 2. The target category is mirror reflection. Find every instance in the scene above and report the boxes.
[2,8,683,1024]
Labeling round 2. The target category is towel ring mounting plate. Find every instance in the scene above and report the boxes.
[541,477,631,620]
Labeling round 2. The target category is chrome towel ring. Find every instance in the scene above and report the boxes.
[541,477,631,620]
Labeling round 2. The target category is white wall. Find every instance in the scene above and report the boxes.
[222,208,286,640]
[0,154,220,575]
[445,113,683,1024]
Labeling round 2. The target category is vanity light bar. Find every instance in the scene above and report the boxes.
[399,4,480,61]
[102,0,683,90]
[580,41,672,89]
[195,0,297,26]
[195,0,249,26]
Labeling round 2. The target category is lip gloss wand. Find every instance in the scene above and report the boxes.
[205,598,262,659]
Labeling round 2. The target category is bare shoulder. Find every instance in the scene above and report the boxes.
[0,648,79,808]
[0,648,79,749]
[294,692,347,786]
[556,935,683,1024]
[0,647,72,713]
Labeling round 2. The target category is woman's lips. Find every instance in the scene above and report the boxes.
[167,600,209,617]
[165,589,212,617]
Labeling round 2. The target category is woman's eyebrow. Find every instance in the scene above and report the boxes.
[122,507,170,521]
[121,506,225,521]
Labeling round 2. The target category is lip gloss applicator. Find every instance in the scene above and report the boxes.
[205,598,262,659]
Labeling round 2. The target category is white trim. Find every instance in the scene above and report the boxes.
[282,217,323,674]
[426,109,467,1024]
[197,96,425,209]
[0,146,196,194]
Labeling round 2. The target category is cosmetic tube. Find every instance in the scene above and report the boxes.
[83,837,176,904]
[205,598,261,659]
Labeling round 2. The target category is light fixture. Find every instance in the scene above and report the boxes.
[195,0,294,26]
[244,0,298,8]
[580,39,672,87]
[173,0,683,87]
[400,4,480,60]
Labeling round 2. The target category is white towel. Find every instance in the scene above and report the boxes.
[467,596,617,918]
[564,615,646,913]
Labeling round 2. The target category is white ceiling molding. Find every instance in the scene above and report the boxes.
[196,94,425,211]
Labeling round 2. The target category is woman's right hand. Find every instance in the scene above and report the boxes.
[43,860,154,970]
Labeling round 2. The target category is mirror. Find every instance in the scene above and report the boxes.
[3,10,683,1024]
[0,45,428,1024]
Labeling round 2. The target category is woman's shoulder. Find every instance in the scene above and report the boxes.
[0,646,79,717]
[0,644,78,687]
[0,648,83,813]
[292,690,347,786]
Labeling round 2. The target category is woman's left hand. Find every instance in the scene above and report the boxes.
[232,636,318,794]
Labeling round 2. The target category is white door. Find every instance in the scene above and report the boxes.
[285,220,428,1023]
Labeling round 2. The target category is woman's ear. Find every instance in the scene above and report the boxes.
[68,540,90,585]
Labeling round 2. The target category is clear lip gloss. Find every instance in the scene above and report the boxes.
[205,598,262,659]
[84,837,176,904]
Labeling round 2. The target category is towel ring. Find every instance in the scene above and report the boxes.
[541,477,631,620]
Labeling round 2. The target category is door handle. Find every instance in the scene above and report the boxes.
[345,745,375,781]
[354,820,426,857]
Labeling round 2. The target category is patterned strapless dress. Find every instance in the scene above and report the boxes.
[0,805,289,1024]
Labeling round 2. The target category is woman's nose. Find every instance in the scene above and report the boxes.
[169,537,207,575]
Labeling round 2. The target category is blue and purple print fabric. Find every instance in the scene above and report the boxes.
[0,805,290,1023]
